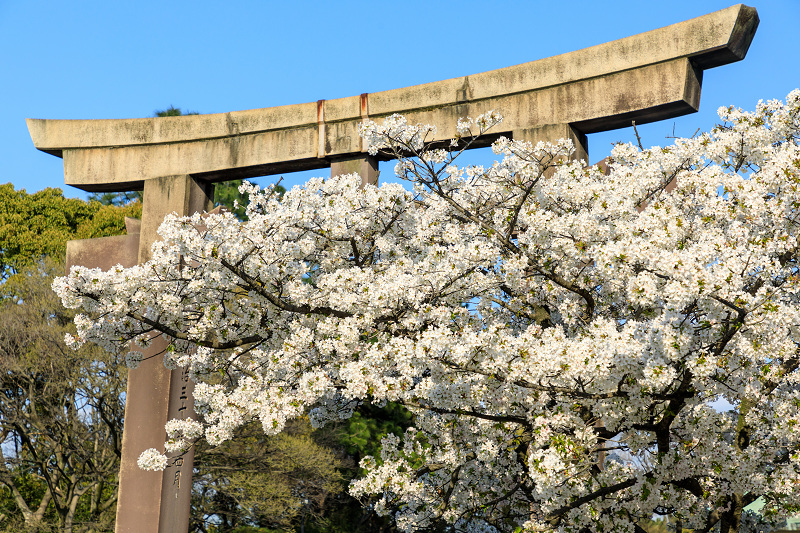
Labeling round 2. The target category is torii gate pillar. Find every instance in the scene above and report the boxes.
[514,124,589,167]
[120,175,212,532]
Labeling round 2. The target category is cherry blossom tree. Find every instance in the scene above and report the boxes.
[53,91,800,533]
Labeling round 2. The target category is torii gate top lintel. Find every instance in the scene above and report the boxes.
[27,4,757,193]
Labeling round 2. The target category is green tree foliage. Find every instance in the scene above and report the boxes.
[191,411,407,533]
[86,191,142,207]
[156,105,197,117]
[340,403,413,462]
[192,419,349,533]
[0,260,125,532]
[0,186,135,532]
[307,404,413,533]
[0,184,141,279]
[213,181,249,220]
[214,182,285,221]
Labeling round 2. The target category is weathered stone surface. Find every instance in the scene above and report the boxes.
[65,234,140,272]
[115,335,172,533]
[27,5,757,191]
[138,174,213,263]
[331,154,379,186]
[514,124,589,168]
[158,365,195,533]
[66,218,141,273]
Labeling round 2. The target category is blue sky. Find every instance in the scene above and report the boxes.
[1,0,798,199]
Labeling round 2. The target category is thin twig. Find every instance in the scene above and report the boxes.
[632,121,644,151]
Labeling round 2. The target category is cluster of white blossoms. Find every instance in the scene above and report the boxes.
[54,91,800,533]
[137,447,168,471]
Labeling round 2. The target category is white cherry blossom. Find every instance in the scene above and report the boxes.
[54,91,800,533]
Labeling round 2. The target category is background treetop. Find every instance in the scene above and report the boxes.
[0,184,141,279]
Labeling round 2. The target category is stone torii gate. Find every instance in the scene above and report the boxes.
[27,4,757,532]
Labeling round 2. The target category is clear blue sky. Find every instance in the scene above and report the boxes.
[1,0,798,199]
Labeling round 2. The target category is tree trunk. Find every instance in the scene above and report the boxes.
[719,494,743,533]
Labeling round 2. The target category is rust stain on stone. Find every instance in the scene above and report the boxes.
[317,99,325,124]
[317,100,326,158]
